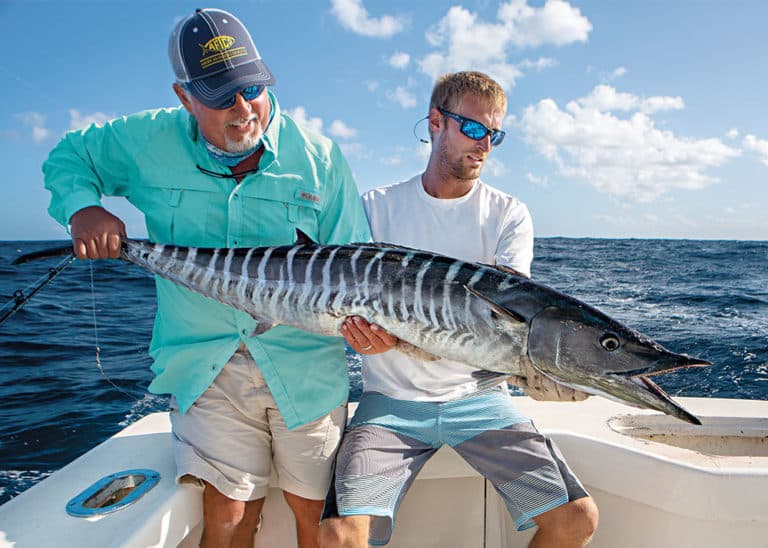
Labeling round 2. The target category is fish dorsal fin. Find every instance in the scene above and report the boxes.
[352,241,425,253]
[249,314,279,336]
[395,340,442,361]
[295,228,315,245]
[464,285,526,323]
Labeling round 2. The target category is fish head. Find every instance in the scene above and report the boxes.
[526,303,710,424]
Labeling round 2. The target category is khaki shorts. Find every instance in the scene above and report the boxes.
[170,346,347,501]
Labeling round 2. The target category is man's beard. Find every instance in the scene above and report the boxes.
[224,118,263,152]
[439,139,482,180]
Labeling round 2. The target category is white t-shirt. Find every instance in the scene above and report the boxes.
[361,174,534,401]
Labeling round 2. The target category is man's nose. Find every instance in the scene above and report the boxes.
[476,134,492,152]
[230,92,253,115]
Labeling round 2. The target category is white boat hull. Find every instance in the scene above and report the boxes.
[1,396,767,547]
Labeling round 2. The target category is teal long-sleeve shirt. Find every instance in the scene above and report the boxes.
[43,92,371,429]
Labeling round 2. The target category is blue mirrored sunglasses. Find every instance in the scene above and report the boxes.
[438,108,505,146]
[187,84,266,110]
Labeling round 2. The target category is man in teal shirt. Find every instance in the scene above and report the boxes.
[43,8,369,547]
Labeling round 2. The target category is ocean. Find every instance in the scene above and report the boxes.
[0,238,766,505]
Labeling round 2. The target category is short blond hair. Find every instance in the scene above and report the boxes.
[429,71,507,113]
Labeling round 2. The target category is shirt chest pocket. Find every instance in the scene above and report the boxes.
[131,176,222,245]
[238,178,324,245]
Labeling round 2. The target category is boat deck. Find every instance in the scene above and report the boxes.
[1,396,767,547]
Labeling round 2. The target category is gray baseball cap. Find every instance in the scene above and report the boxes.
[169,8,275,108]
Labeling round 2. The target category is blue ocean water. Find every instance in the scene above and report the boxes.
[0,238,766,505]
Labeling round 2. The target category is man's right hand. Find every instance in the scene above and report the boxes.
[508,359,591,402]
[69,206,126,260]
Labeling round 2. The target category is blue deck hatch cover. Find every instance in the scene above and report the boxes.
[66,469,160,517]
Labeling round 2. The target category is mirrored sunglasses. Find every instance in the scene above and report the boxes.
[438,108,505,146]
[186,84,266,110]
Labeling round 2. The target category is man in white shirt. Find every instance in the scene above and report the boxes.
[320,71,599,547]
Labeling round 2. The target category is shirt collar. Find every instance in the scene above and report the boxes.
[183,91,282,173]
[260,90,280,169]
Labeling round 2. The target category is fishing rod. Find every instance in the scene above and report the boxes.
[0,253,76,325]
[4,251,138,400]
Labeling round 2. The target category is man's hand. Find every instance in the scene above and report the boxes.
[341,316,398,354]
[508,360,591,402]
[70,206,126,260]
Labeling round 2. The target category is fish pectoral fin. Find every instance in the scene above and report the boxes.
[395,340,441,361]
[464,285,526,323]
[471,370,509,390]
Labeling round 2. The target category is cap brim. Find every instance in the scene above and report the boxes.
[186,59,275,108]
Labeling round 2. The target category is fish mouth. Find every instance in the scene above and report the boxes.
[627,375,702,425]
[576,355,711,426]
[608,355,712,378]
[610,356,711,426]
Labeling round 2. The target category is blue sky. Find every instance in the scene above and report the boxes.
[2,0,767,241]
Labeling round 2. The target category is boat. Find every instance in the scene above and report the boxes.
[0,396,766,547]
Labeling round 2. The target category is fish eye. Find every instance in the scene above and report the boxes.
[600,333,621,352]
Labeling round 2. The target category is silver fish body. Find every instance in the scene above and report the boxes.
[13,238,709,423]
[118,239,708,424]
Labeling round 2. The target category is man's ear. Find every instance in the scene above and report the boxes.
[172,82,193,112]
[427,107,445,143]
[428,107,442,135]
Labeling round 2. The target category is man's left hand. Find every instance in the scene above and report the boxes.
[341,316,398,354]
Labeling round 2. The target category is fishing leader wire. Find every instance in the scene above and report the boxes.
[88,259,138,401]
[4,247,140,401]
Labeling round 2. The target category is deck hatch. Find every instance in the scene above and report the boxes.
[66,468,160,517]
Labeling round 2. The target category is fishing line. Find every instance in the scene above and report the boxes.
[88,260,137,401]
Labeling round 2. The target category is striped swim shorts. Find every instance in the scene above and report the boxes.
[323,388,588,546]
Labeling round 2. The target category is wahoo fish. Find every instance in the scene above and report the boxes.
[15,239,710,424]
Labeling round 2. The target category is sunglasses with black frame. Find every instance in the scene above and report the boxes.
[438,107,506,146]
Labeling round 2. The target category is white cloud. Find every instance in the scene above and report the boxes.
[577,85,684,114]
[330,0,407,38]
[69,109,112,131]
[387,86,417,109]
[339,142,365,157]
[18,112,51,143]
[285,106,324,134]
[497,0,592,47]
[726,128,739,140]
[381,155,402,165]
[484,157,508,177]
[518,57,557,71]
[419,1,590,89]
[526,172,549,187]
[608,66,627,81]
[519,86,741,202]
[329,119,359,139]
[743,134,768,166]
[365,80,379,92]
[388,51,411,69]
